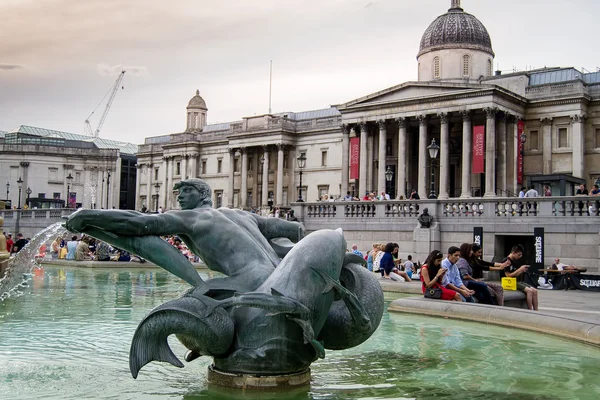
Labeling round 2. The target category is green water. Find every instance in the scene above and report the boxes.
[1,266,599,400]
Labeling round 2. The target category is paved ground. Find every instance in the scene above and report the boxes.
[379,279,600,325]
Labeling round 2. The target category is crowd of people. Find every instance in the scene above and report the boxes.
[354,241,540,311]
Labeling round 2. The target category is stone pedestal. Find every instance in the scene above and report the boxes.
[413,222,441,263]
[207,365,311,390]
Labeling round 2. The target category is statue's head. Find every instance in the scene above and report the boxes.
[174,178,213,209]
[422,208,429,215]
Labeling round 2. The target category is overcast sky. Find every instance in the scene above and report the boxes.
[1,0,598,145]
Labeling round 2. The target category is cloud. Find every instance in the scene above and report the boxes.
[0,64,23,70]
[97,63,148,76]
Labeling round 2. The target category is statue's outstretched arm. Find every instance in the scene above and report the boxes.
[250,214,306,242]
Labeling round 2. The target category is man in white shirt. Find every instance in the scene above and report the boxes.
[403,255,415,279]
[518,187,526,198]
[524,186,539,198]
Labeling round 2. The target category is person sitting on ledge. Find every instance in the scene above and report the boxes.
[501,244,538,311]
[380,242,411,282]
[551,258,587,273]
[420,250,460,301]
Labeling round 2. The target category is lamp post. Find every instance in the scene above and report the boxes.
[428,139,440,199]
[385,166,394,199]
[154,182,161,212]
[25,187,32,208]
[66,173,74,208]
[17,177,23,209]
[5,182,9,202]
[105,171,111,209]
[296,153,306,202]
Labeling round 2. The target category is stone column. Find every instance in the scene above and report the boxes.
[181,155,188,179]
[377,120,387,195]
[571,115,586,178]
[135,164,141,210]
[483,107,497,197]
[252,149,259,207]
[417,115,428,198]
[541,117,553,175]
[366,127,374,192]
[96,168,103,209]
[341,125,350,197]
[83,167,91,209]
[498,114,508,194]
[228,149,236,207]
[167,157,173,209]
[146,163,152,209]
[438,112,449,199]
[261,146,269,208]
[189,154,198,178]
[240,148,248,208]
[506,116,517,195]
[396,117,407,199]
[162,157,168,209]
[114,158,122,208]
[460,111,472,198]
[276,144,285,207]
[359,123,368,197]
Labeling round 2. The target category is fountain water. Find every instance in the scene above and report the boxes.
[0,222,67,301]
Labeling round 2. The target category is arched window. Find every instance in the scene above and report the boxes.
[462,55,470,77]
[434,56,441,79]
[487,59,492,76]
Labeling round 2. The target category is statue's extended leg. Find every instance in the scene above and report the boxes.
[82,226,207,289]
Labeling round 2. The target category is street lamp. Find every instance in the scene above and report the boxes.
[154,182,161,212]
[17,177,23,209]
[25,187,32,208]
[385,166,394,198]
[296,153,306,202]
[428,139,440,199]
[5,182,9,202]
[66,173,74,208]
[105,171,111,209]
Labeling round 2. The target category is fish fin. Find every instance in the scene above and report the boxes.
[344,252,366,266]
[311,266,343,294]
[310,339,326,359]
[271,288,285,297]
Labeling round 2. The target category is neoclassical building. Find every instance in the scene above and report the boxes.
[136,0,600,210]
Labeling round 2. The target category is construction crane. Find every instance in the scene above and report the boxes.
[84,70,126,137]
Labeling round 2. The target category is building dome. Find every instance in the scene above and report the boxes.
[418,1,494,58]
[187,89,207,109]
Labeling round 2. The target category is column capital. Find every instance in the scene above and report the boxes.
[438,112,448,124]
[261,145,269,153]
[276,143,286,151]
[483,107,498,119]
[460,110,471,121]
[341,124,351,135]
[239,146,246,154]
[229,148,237,156]
[571,114,586,124]
[541,117,553,126]
[358,122,369,135]
[395,117,407,128]
[377,119,386,130]
[417,114,428,126]
[20,161,30,167]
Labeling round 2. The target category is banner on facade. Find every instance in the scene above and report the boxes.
[569,275,600,292]
[473,227,483,249]
[350,137,360,180]
[472,125,485,174]
[533,227,544,275]
[517,120,525,185]
[68,192,77,208]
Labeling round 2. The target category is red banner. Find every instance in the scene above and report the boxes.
[350,137,360,180]
[472,125,485,174]
[517,120,525,184]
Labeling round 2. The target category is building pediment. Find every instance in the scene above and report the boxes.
[336,81,493,111]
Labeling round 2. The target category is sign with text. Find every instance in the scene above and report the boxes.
[533,227,544,274]
[472,125,485,174]
[473,227,483,249]
[350,137,360,180]
[517,120,525,185]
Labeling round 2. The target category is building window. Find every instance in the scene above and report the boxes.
[233,190,239,208]
[48,167,58,182]
[283,153,288,170]
[462,55,470,77]
[248,157,253,172]
[282,189,288,205]
[217,159,222,174]
[201,160,207,175]
[487,59,492,76]
[247,191,252,207]
[176,162,181,175]
[154,169,159,180]
[558,127,569,148]
[215,191,223,208]
[433,57,441,79]
[529,130,539,150]
[234,158,240,173]
[75,172,81,183]
[53,192,61,200]
[38,193,46,199]
[321,151,328,167]
[386,139,393,157]
[318,185,329,200]
[595,128,600,148]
